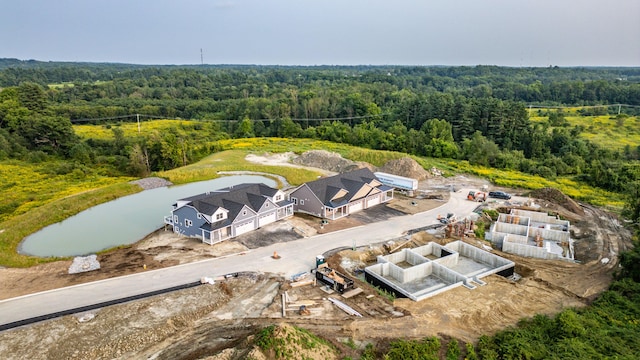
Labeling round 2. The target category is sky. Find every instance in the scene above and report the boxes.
[1,0,639,67]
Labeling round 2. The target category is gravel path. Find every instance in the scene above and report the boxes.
[130,177,173,190]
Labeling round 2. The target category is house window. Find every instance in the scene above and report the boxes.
[300,199,305,205]
[292,197,298,205]
[185,219,193,227]
[197,213,202,219]
[275,195,282,201]
[243,210,247,216]
[173,215,178,223]
[216,213,224,220]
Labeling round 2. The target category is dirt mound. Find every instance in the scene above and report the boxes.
[292,150,370,173]
[378,157,431,180]
[255,323,338,360]
[529,188,584,216]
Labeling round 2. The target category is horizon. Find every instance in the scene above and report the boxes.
[2,1,638,68]
[3,57,640,69]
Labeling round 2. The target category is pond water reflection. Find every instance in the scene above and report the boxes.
[20,175,276,257]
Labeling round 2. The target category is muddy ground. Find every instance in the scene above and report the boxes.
[0,152,634,359]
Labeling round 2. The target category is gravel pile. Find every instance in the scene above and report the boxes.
[378,157,431,180]
[130,177,173,190]
[68,255,101,274]
[292,150,370,173]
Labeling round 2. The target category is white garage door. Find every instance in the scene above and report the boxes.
[259,212,277,227]
[234,221,255,236]
[367,196,380,207]
[349,201,363,213]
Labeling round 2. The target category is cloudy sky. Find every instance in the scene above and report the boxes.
[2,0,638,66]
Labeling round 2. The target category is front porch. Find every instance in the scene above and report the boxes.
[202,226,232,245]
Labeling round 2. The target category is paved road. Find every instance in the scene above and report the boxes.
[0,189,479,327]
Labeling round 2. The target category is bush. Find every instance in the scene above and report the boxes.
[446,339,460,360]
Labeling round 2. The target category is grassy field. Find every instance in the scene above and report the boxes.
[529,112,639,151]
[0,160,135,223]
[74,119,200,139]
[157,149,324,186]
[0,136,627,267]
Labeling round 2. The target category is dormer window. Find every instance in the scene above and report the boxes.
[275,194,282,201]
[216,213,223,220]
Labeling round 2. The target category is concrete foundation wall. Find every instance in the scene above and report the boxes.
[406,250,429,266]
[434,252,460,268]
[365,240,515,301]
[498,214,530,226]
[506,234,529,244]
[449,241,513,268]
[403,262,432,283]
[490,231,507,248]
[529,227,570,242]
[512,209,568,227]
[412,242,449,258]
[503,237,559,260]
[432,262,466,284]
[494,222,529,236]
[383,251,408,265]
[388,262,406,283]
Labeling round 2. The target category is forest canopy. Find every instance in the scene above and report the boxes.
[0,61,638,193]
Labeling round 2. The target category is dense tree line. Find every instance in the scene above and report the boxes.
[0,64,639,192]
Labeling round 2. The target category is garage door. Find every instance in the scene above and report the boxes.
[234,221,255,236]
[258,212,277,227]
[367,196,380,207]
[349,201,363,213]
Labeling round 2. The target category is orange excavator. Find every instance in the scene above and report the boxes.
[467,190,487,202]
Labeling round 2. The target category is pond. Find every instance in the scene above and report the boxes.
[19,175,277,257]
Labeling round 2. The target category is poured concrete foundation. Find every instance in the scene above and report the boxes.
[364,241,514,301]
[491,209,574,260]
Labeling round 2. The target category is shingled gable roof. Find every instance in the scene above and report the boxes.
[304,168,381,207]
[177,183,278,220]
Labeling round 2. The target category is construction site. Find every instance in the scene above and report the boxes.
[0,151,634,359]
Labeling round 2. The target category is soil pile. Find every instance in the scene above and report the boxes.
[529,187,584,216]
[292,150,370,173]
[378,157,431,180]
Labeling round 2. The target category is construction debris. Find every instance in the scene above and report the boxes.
[290,279,315,288]
[341,287,363,299]
[328,297,363,317]
[68,255,100,274]
[200,277,215,285]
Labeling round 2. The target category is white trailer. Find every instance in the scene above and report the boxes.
[374,172,418,191]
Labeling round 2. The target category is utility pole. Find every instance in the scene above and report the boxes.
[137,114,140,133]
[200,49,203,65]
[618,104,621,115]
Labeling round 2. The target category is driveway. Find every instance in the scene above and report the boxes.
[0,189,480,328]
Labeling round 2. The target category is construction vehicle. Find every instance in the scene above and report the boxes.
[313,255,355,294]
[467,190,487,202]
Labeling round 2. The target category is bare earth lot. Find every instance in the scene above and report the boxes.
[0,152,633,359]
